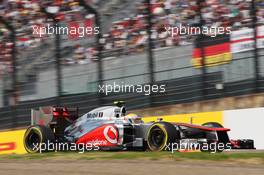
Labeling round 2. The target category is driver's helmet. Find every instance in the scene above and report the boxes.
[124,113,143,124]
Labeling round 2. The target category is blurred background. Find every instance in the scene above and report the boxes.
[0,0,264,130]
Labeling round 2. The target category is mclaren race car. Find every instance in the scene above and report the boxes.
[24,102,254,153]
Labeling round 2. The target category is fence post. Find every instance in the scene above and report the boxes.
[251,0,260,92]
[94,11,104,105]
[0,17,18,105]
[197,0,207,99]
[40,7,63,106]
[0,17,18,128]
[146,0,155,107]
[79,0,103,105]
[54,19,63,105]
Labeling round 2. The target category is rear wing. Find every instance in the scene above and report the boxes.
[31,106,53,126]
[31,106,79,126]
[31,106,79,137]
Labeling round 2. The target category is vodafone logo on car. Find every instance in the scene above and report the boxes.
[76,124,119,147]
[103,125,118,144]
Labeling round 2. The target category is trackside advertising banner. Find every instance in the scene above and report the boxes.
[143,111,223,125]
[0,130,27,154]
[231,25,264,53]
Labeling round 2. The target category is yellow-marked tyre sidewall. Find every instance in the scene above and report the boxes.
[147,123,168,151]
[23,126,43,153]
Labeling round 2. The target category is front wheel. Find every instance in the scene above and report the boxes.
[146,122,179,151]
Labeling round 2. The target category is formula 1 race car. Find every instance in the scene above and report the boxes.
[23,102,254,153]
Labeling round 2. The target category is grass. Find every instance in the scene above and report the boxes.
[0,151,264,164]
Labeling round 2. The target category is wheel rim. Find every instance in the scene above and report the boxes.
[148,125,167,151]
[25,128,42,152]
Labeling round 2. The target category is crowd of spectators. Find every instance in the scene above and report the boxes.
[0,0,94,49]
[0,32,12,77]
[1,0,264,74]
[0,0,94,76]
[69,0,264,60]
[100,0,264,57]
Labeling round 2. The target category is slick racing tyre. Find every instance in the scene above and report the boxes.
[146,122,179,151]
[24,125,55,153]
[202,122,223,128]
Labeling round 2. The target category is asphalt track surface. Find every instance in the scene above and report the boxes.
[0,150,263,175]
[0,159,263,175]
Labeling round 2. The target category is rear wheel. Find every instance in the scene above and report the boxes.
[146,122,179,151]
[24,125,55,153]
